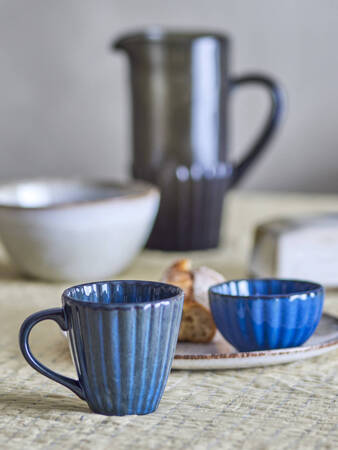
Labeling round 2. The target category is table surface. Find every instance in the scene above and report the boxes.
[0,192,337,450]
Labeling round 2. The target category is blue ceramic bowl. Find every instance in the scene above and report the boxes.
[209,279,324,352]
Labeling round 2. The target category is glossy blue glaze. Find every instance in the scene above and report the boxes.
[19,281,183,416]
[209,279,324,352]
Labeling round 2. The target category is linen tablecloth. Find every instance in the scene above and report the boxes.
[0,192,337,449]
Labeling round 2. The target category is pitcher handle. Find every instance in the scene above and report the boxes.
[229,73,284,187]
[19,308,85,400]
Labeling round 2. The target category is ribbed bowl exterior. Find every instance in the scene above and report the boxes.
[63,281,183,416]
[209,279,324,352]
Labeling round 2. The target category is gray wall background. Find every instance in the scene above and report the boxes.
[1,0,338,192]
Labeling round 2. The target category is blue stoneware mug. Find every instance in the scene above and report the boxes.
[19,280,184,416]
[209,279,324,352]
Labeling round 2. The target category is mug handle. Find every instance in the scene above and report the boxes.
[19,308,85,400]
[229,73,284,187]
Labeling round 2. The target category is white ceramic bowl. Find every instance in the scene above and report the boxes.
[0,179,160,281]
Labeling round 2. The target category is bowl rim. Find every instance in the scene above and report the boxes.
[0,178,159,211]
[209,278,324,300]
[62,280,184,309]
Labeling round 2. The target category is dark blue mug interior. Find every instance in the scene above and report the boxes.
[211,279,322,298]
[64,280,182,305]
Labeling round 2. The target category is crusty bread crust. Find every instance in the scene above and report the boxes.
[162,258,220,343]
[162,259,194,302]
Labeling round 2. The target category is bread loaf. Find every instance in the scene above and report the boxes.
[162,259,225,343]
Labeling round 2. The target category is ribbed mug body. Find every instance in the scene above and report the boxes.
[63,281,183,415]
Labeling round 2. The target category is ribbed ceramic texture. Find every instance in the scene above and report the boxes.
[63,281,183,416]
[134,164,232,250]
[209,279,324,352]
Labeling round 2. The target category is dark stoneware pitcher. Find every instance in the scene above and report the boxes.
[115,29,284,250]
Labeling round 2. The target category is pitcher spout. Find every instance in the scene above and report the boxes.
[114,27,166,52]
